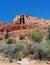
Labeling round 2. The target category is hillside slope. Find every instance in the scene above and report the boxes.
[0,15,50,36]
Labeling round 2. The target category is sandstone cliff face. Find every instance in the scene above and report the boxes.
[0,15,50,36]
[0,22,5,32]
[12,15,50,36]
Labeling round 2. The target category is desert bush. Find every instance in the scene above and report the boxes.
[0,44,12,58]
[46,39,50,46]
[47,27,50,40]
[40,42,50,54]
[40,43,50,60]
[31,43,41,60]
[12,43,26,60]
[11,43,50,60]
[31,43,40,52]
[0,45,5,52]
[1,45,12,52]
[0,41,50,61]
[31,42,50,60]
[19,35,25,40]
[0,37,2,41]
[28,30,43,42]
[14,43,26,52]
[0,44,16,58]
[4,33,9,39]
[6,38,16,44]
[26,44,33,54]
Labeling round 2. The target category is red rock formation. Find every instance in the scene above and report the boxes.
[0,22,5,32]
[0,15,50,36]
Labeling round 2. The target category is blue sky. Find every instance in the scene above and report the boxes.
[0,0,50,23]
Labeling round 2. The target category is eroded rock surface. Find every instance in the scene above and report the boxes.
[0,15,50,36]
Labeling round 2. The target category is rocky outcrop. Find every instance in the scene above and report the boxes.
[0,22,5,32]
[0,15,50,36]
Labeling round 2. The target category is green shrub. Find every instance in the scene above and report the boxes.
[28,30,43,42]
[0,45,5,52]
[15,43,26,52]
[0,42,50,61]
[0,37,2,41]
[0,44,11,53]
[27,44,33,54]
[45,40,50,46]
[31,42,50,60]
[0,45,20,60]
[4,33,9,39]
[6,38,16,44]
[19,35,25,40]
[47,27,50,40]
[31,43,40,52]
